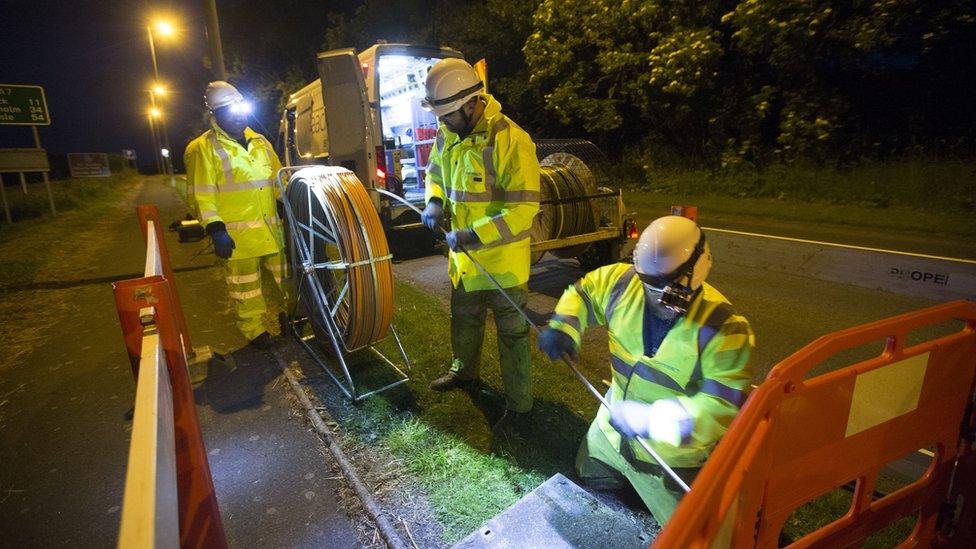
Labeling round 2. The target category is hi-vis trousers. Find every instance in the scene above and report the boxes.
[223,252,287,340]
[449,282,533,413]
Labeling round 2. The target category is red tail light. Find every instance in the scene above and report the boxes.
[375,146,387,182]
[627,221,639,239]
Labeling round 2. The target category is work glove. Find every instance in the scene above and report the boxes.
[609,399,693,446]
[445,228,480,252]
[538,328,578,361]
[421,200,443,231]
[207,222,236,259]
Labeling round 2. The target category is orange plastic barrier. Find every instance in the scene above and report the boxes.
[656,300,976,548]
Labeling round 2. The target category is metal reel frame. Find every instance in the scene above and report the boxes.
[275,166,411,402]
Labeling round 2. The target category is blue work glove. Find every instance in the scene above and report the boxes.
[207,223,236,259]
[445,228,480,252]
[609,399,693,445]
[538,328,578,360]
[421,200,443,231]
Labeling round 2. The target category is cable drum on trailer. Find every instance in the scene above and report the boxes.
[284,166,394,351]
[529,152,599,263]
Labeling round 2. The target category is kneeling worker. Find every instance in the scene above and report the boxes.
[184,81,287,349]
[538,215,755,524]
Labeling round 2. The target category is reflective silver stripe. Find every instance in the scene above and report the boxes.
[573,281,597,325]
[493,189,540,203]
[427,162,442,178]
[492,215,513,240]
[265,262,286,272]
[226,272,260,284]
[221,179,272,192]
[700,379,746,407]
[199,210,219,220]
[551,313,580,333]
[208,131,234,184]
[481,227,531,249]
[447,188,540,204]
[481,119,509,194]
[226,220,265,230]
[606,267,636,320]
[435,131,445,151]
[228,288,262,300]
[195,183,219,192]
[448,189,493,202]
[610,354,686,394]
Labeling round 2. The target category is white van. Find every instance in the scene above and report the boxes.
[280,42,638,265]
[280,42,463,231]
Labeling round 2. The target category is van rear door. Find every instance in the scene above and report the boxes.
[317,48,377,187]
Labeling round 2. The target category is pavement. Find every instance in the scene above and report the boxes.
[0,177,359,548]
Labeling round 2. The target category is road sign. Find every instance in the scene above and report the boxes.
[68,153,111,177]
[0,149,50,172]
[0,84,51,126]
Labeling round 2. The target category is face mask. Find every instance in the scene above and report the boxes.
[643,284,679,320]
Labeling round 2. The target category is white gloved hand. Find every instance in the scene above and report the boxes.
[646,398,694,446]
[609,398,693,446]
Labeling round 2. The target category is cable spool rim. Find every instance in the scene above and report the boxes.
[285,166,394,352]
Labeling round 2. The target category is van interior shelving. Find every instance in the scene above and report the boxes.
[376,55,441,204]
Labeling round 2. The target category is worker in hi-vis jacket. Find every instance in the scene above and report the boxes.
[184,81,286,350]
[538,215,756,524]
[419,58,541,434]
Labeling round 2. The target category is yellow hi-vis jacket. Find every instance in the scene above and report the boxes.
[184,124,284,259]
[549,263,756,468]
[424,94,540,290]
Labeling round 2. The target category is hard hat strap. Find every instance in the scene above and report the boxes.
[426,82,484,107]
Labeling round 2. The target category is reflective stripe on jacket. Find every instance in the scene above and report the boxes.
[184,124,284,259]
[424,94,540,290]
[549,263,756,468]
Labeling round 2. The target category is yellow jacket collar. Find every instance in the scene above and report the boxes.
[210,120,259,144]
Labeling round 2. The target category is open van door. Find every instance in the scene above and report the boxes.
[317,48,377,188]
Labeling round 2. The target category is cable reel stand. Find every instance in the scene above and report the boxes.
[276,165,411,401]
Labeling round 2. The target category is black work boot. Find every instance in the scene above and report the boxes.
[249,331,274,350]
[429,372,478,392]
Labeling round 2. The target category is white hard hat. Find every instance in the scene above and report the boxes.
[421,58,484,117]
[634,216,712,291]
[205,81,244,111]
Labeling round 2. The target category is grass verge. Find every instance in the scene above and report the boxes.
[608,160,976,238]
[0,173,143,371]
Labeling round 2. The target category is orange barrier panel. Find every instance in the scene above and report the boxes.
[656,300,976,548]
[136,204,193,359]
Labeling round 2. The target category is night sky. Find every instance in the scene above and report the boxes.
[0,1,223,172]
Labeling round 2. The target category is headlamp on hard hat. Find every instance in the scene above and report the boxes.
[639,231,706,315]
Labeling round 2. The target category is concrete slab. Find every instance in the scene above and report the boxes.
[452,474,654,549]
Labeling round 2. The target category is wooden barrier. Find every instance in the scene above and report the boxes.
[656,300,976,547]
[115,205,226,549]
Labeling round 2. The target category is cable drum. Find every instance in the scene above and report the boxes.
[285,166,394,351]
[529,152,599,263]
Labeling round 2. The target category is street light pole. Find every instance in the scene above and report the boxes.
[203,0,227,81]
[148,111,162,174]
